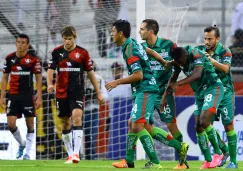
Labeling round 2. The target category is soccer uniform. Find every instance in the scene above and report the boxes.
[48,45,93,117]
[121,37,159,123]
[174,46,224,115]
[196,43,235,125]
[142,37,177,123]
[2,52,42,118]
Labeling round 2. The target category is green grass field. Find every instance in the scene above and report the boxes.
[0,160,241,171]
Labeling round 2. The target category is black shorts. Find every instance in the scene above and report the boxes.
[56,97,84,118]
[6,94,35,118]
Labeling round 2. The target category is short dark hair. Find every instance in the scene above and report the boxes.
[172,47,187,61]
[204,25,220,37]
[61,25,77,38]
[111,62,124,71]
[17,33,29,44]
[142,19,159,35]
[112,19,131,38]
[234,28,243,40]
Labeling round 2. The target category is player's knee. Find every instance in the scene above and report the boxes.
[224,123,234,132]
[8,124,17,133]
[128,118,132,130]
[166,122,179,134]
[195,122,203,132]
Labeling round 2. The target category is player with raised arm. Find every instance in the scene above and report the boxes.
[196,26,238,169]
[161,46,225,169]
[0,34,42,160]
[140,19,188,169]
[47,25,104,164]
[106,19,189,169]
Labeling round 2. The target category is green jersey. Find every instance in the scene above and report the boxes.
[142,37,176,95]
[195,43,234,94]
[121,37,159,97]
[174,45,219,98]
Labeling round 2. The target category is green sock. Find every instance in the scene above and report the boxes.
[151,127,182,151]
[137,129,160,164]
[226,130,237,165]
[125,132,138,164]
[205,125,222,155]
[172,131,183,142]
[197,131,212,162]
[216,129,229,154]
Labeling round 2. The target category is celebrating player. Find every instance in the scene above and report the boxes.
[106,19,189,169]
[161,46,225,169]
[196,26,238,169]
[0,34,42,160]
[139,19,188,169]
[47,25,104,164]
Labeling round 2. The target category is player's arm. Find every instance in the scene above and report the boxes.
[176,66,202,86]
[0,73,9,108]
[47,50,58,93]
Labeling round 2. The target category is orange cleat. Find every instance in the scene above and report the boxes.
[72,154,80,163]
[112,159,129,168]
[64,156,73,164]
[173,163,188,170]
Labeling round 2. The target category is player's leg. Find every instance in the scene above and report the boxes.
[6,97,26,159]
[57,98,73,164]
[219,94,238,169]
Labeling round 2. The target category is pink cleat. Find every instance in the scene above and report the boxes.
[200,161,211,169]
[209,154,223,168]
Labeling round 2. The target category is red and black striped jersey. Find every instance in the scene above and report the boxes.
[48,45,93,98]
[2,52,42,95]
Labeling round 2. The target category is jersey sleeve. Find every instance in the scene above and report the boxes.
[48,50,58,70]
[2,58,10,73]
[83,50,93,71]
[222,48,232,65]
[33,58,42,74]
[126,43,143,73]
[192,48,204,67]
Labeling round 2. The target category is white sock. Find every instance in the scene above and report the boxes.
[25,132,34,156]
[12,127,25,146]
[73,129,83,155]
[62,131,73,157]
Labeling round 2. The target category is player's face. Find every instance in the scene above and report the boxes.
[204,31,219,50]
[174,55,188,67]
[112,68,123,80]
[16,38,29,52]
[62,36,75,50]
[139,22,150,40]
[111,26,120,44]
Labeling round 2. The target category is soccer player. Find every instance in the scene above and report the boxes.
[195,26,238,169]
[0,34,42,160]
[47,25,104,164]
[106,19,188,169]
[160,46,225,169]
[139,19,188,169]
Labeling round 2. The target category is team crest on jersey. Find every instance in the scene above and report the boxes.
[25,59,31,64]
[75,52,80,59]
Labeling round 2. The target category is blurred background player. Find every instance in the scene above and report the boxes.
[83,60,109,160]
[0,34,42,160]
[140,19,188,169]
[47,25,104,164]
[161,46,224,169]
[196,26,238,169]
[106,19,189,169]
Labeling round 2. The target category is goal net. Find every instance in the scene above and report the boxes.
[0,0,188,160]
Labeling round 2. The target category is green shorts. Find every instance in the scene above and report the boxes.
[154,93,176,123]
[131,92,157,123]
[194,83,224,115]
[216,93,235,125]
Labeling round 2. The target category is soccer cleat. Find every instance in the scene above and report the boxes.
[173,163,188,170]
[23,154,30,160]
[209,153,223,168]
[225,162,238,169]
[178,143,189,164]
[200,161,211,169]
[112,159,132,168]
[218,152,229,167]
[64,156,73,164]
[143,161,163,169]
[16,145,25,159]
[72,154,80,163]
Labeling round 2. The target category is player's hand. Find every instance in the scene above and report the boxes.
[167,83,178,94]
[204,51,211,58]
[164,61,172,71]
[105,80,119,92]
[35,97,42,109]
[0,98,6,109]
[97,93,105,105]
[160,94,168,113]
[47,85,55,93]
